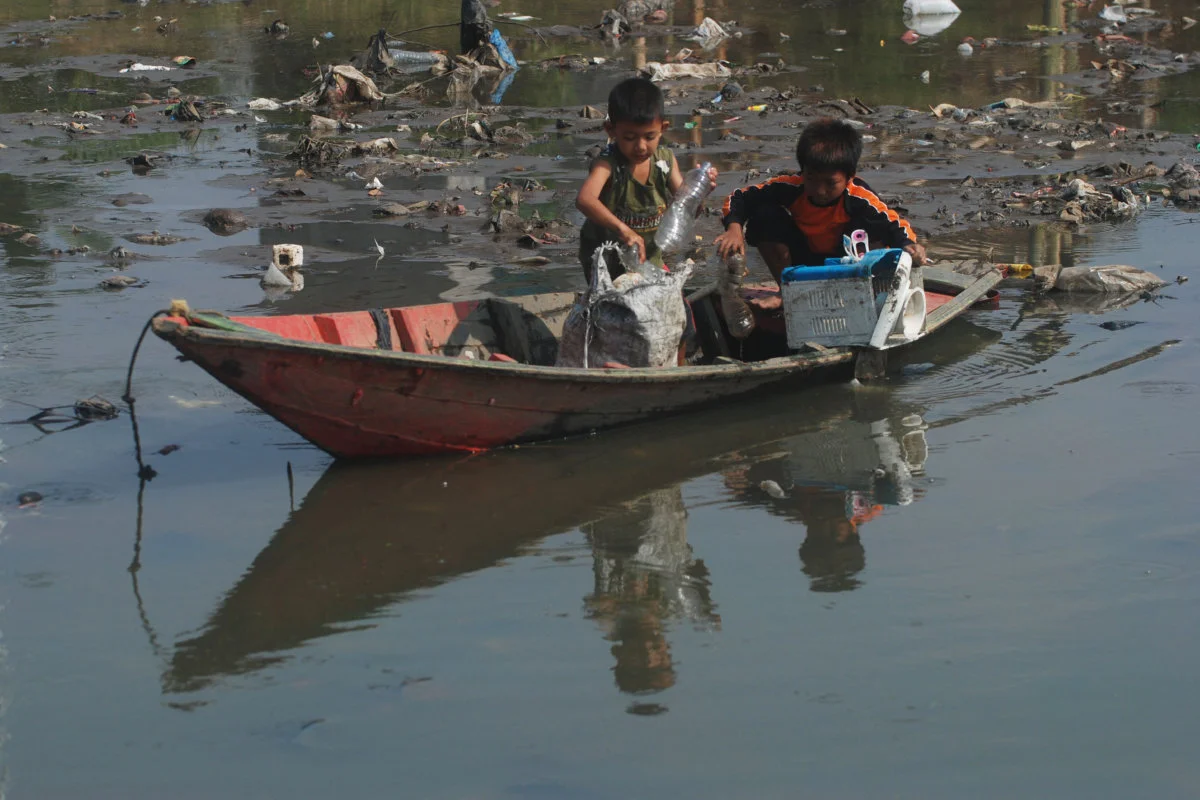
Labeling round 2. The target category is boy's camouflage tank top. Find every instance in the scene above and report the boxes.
[579,143,675,270]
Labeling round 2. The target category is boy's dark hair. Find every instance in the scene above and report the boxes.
[795,117,863,176]
[607,77,665,125]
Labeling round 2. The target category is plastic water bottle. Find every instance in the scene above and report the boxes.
[620,243,656,277]
[387,48,445,65]
[655,162,713,253]
[719,253,755,338]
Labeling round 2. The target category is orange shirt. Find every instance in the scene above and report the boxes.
[790,194,850,256]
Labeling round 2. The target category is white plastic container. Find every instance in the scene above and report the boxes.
[781,249,925,350]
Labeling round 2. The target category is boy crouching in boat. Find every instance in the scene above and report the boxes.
[714,117,926,283]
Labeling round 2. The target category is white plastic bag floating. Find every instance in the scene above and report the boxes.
[689,17,728,46]
[1099,5,1128,23]
[556,242,692,368]
[902,0,962,36]
[641,61,732,82]
[907,13,960,35]
[902,0,961,16]
[1052,264,1167,294]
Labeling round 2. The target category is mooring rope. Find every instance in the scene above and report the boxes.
[123,310,171,405]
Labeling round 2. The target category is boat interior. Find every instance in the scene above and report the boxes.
[221,279,972,368]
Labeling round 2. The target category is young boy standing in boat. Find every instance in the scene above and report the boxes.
[576,77,717,282]
[715,117,926,282]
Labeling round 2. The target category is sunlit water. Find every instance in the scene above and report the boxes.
[1,0,1199,796]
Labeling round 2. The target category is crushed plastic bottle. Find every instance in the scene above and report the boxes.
[387,48,445,65]
[719,253,755,338]
[654,162,714,253]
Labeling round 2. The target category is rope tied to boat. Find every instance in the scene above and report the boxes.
[123,306,176,405]
[125,299,281,403]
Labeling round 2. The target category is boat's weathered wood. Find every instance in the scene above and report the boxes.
[156,318,856,458]
[925,267,1003,333]
[922,266,978,294]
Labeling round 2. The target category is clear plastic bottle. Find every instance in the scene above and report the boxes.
[655,162,714,253]
[719,253,755,339]
[620,243,655,277]
[387,48,445,65]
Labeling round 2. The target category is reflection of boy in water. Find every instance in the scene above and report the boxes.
[723,466,883,593]
[582,487,719,698]
[792,488,881,593]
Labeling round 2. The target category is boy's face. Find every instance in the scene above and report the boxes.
[804,169,851,207]
[605,118,667,165]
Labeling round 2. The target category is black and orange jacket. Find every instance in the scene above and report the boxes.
[721,174,917,264]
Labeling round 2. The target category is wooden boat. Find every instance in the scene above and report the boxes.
[151,266,1001,458]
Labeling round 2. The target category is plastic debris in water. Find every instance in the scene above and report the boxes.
[119,63,173,73]
[261,263,293,287]
[759,480,787,499]
[903,0,961,15]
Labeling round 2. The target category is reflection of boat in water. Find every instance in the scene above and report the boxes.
[162,319,1002,695]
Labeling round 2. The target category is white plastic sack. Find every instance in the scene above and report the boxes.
[908,12,960,35]
[1053,264,1167,293]
[641,61,732,82]
[1099,5,1128,23]
[556,243,693,368]
[689,17,729,46]
[902,0,961,16]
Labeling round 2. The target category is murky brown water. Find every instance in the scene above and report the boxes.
[1,0,1199,796]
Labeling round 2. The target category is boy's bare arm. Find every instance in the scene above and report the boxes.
[576,160,646,260]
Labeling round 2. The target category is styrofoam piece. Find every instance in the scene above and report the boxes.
[272,244,304,269]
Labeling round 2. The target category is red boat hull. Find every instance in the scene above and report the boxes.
[152,269,999,458]
[159,324,851,457]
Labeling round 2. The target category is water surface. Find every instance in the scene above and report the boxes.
[1,0,1199,797]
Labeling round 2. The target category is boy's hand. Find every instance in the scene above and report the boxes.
[903,242,927,266]
[619,227,646,263]
[715,224,745,259]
